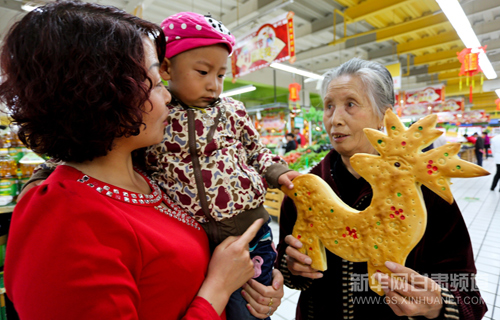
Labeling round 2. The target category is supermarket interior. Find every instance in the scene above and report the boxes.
[2,0,500,319]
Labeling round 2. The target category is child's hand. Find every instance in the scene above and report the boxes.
[18,179,45,201]
[278,171,301,189]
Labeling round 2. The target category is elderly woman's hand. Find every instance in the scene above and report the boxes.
[284,235,323,279]
[375,261,443,319]
[241,269,284,318]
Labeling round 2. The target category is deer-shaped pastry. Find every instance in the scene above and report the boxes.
[281,109,489,295]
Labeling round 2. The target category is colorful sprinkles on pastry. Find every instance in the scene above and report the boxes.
[282,109,489,296]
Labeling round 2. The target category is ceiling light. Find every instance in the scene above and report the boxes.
[220,85,256,97]
[496,89,500,99]
[436,0,497,79]
[304,78,320,83]
[270,63,324,80]
[21,3,41,12]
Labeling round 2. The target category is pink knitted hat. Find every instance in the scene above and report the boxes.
[161,12,236,59]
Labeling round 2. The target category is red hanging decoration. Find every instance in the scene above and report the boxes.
[457,46,486,103]
[495,98,500,111]
[288,82,302,111]
[288,82,301,102]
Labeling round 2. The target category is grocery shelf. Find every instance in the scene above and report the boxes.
[0,206,14,214]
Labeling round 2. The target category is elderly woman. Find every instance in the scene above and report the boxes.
[276,58,487,319]
[0,2,282,319]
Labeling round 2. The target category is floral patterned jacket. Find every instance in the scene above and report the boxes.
[145,96,289,224]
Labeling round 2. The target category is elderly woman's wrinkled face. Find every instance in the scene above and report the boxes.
[323,75,383,158]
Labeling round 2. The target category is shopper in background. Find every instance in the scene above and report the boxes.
[0,2,283,319]
[283,133,297,154]
[276,58,487,320]
[293,127,306,148]
[473,132,485,167]
[483,131,491,158]
[20,10,290,320]
[490,134,500,191]
[464,133,477,144]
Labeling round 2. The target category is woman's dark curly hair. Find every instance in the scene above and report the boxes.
[0,1,166,162]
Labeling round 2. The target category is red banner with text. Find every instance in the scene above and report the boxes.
[404,84,445,105]
[435,110,489,124]
[231,12,295,79]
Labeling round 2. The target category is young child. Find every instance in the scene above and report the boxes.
[152,12,298,319]
[27,12,298,320]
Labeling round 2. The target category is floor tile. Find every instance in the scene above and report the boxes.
[482,292,497,306]
[486,304,494,319]
[477,263,500,276]
[486,241,500,249]
[283,286,300,300]
[478,252,500,261]
[477,272,499,287]
[478,281,498,295]
[273,298,297,320]
[477,257,500,268]
[494,307,500,320]
[481,246,500,255]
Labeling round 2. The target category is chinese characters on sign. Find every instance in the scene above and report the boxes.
[394,85,474,121]
[231,12,295,79]
[351,273,481,293]
[404,84,445,106]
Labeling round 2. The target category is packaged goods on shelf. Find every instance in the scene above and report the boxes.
[0,148,17,206]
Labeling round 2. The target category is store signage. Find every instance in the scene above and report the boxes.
[400,97,463,117]
[231,12,296,79]
[386,62,401,90]
[401,104,431,116]
[432,98,464,113]
[294,117,304,128]
[261,114,286,130]
[435,110,489,124]
[399,84,446,117]
[395,92,401,106]
[404,84,445,105]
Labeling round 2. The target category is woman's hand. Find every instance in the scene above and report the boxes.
[278,171,302,190]
[197,219,264,315]
[375,261,443,319]
[242,269,284,318]
[284,235,323,279]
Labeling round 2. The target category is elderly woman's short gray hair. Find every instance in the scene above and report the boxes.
[321,58,395,120]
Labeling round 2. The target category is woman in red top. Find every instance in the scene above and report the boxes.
[0,2,282,319]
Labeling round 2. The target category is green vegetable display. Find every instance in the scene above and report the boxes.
[288,150,330,172]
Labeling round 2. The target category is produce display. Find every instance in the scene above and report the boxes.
[282,147,330,172]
